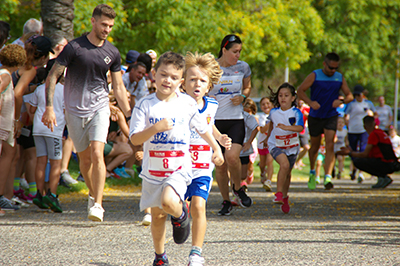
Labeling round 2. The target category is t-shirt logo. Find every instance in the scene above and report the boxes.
[104,56,111,65]
[289,117,296,125]
[206,115,211,125]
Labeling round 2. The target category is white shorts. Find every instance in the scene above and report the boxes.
[65,108,110,153]
[34,136,63,160]
[140,173,188,212]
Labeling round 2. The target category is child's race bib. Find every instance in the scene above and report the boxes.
[148,150,184,178]
[190,144,211,169]
[275,133,299,149]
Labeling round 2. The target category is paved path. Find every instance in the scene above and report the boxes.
[1,176,399,266]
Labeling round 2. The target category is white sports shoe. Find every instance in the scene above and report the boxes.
[87,195,95,212]
[20,178,29,190]
[60,170,78,185]
[141,213,151,226]
[88,203,104,222]
[263,180,272,192]
[188,254,205,266]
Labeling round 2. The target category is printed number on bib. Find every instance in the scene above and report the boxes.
[275,133,299,149]
[149,150,184,178]
[190,145,211,169]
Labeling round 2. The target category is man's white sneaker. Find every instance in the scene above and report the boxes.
[141,213,151,226]
[87,195,95,212]
[88,203,104,222]
[188,254,205,266]
[60,170,78,185]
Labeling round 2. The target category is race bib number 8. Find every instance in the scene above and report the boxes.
[149,150,184,178]
[275,133,299,149]
[190,145,211,169]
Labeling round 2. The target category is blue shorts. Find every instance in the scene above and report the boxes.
[270,147,298,169]
[185,176,213,202]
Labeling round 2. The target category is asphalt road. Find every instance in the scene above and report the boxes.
[1,175,399,266]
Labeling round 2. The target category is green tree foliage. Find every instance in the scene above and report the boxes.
[293,0,400,102]
[0,0,19,21]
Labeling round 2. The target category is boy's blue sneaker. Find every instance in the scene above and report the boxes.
[153,257,169,266]
[113,167,131,178]
[308,172,316,190]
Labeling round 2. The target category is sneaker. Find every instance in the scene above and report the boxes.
[43,190,63,213]
[124,168,136,178]
[171,202,190,244]
[14,189,29,202]
[88,203,104,222]
[26,194,35,204]
[20,178,29,190]
[350,170,356,181]
[0,196,20,211]
[33,192,50,210]
[60,170,78,185]
[109,170,121,179]
[77,173,85,182]
[59,176,71,189]
[380,176,393,188]
[12,196,30,208]
[188,254,205,266]
[263,180,272,192]
[231,195,240,206]
[218,200,232,216]
[308,172,316,190]
[337,172,341,180]
[357,173,365,184]
[246,173,254,185]
[88,195,95,212]
[113,167,131,178]
[315,176,321,184]
[372,177,385,189]
[281,196,290,214]
[273,192,284,205]
[142,213,152,226]
[233,185,252,208]
[324,176,334,190]
[260,171,267,183]
[153,257,169,266]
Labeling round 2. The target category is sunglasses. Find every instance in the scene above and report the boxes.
[223,36,237,48]
[326,62,339,70]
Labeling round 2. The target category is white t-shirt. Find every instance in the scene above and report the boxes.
[129,92,208,185]
[345,99,376,134]
[334,128,348,153]
[122,73,148,102]
[240,111,259,157]
[375,104,392,131]
[390,134,400,158]
[209,60,251,120]
[24,83,65,138]
[257,112,269,150]
[190,97,218,179]
[267,106,304,156]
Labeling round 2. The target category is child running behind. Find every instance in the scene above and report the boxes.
[265,83,304,214]
[182,51,231,266]
[24,59,66,212]
[258,97,274,191]
[129,51,224,266]
[333,117,348,179]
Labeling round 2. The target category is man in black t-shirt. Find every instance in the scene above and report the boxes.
[42,4,131,222]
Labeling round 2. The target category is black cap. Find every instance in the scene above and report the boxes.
[126,50,140,64]
[30,35,55,54]
[353,85,364,95]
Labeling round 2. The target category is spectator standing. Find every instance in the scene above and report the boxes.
[375,95,393,133]
[12,18,43,48]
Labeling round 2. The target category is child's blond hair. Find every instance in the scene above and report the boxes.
[183,52,223,88]
[243,98,257,115]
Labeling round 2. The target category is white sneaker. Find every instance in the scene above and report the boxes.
[88,203,104,222]
[141,213,151,226]
[12,196,30,208]
[60,170,78,185]
[20,178,29,190]
[87,195,95,212]
[188,254,205,266]
[263,180,272,192]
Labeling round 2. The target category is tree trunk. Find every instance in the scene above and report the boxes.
[41,0,74,41]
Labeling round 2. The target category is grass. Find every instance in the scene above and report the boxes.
[59,155,353,195]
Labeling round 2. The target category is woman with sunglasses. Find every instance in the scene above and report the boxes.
[208,34,253,215]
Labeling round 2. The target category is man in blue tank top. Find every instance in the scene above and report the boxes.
[297,53,353,190]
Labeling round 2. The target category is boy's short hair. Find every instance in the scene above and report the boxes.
[154,51,184,72]
[325,52,340,62]
[92,4,116,19]
[183,52,222,89]
[363,115,375,127]
[0,44,27,67]
[127,61,147,73]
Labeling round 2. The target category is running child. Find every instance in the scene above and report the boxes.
[264,83,304,214]
[257,97,274,191]
[24,59,66,212]
[182,51,231,266]
[129,51,224,266]
[333,117,348,179]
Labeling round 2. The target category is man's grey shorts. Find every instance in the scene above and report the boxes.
[65,108,110,153]
[34,136,63,160]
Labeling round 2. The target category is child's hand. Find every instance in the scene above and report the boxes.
[261,138,269,149]
[277,123,289,130]
[154,118,174,132]
[242,142,251,152]
[135,151,144,161]
[211,149,224,166]
[218,134,232,150]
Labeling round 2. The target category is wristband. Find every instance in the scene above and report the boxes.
[240,94,247,100]
[340,99,345,103]
[126,116,131,122]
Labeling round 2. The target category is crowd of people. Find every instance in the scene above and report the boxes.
[1,4,400,266]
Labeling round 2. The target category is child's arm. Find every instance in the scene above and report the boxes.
[242,127,259,152]
[0,73,10,94]
[212,125,232,150]
[130,118,173,145]
[262,122,273,147]
[276,124,304,133]
[199,130,224,166]
[111,105,130,139]
[259,121,270,134]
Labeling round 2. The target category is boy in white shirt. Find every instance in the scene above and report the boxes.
[24,59,66,212]
[129,51,224,266]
